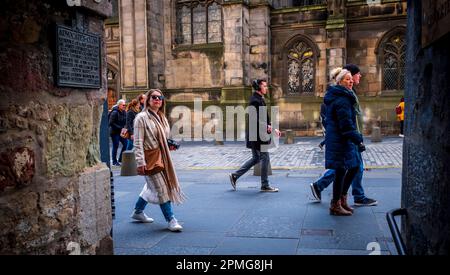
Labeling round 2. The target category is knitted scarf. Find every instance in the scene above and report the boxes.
[147,110,186,204]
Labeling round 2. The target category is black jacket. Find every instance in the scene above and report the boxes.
[126,109,139,136]
[246,92,271,150]
[109,107,126,135]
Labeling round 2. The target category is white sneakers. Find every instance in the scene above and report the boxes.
[131,212,182,232]
[131,212,154,223]
[168,218,183,232]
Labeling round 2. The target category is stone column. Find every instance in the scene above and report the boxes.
[249,0,271,82]
[325,0,347,76]
[402,0,450,255]
[221,0,252,104]
[0,0,113,254]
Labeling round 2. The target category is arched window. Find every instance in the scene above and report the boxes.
[286,40,316,95]
[176,0,223,45]
[377,28,406,91]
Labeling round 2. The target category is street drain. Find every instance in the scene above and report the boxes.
[301,229,334,236]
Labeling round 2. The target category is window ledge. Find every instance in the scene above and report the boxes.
[173,42,224,52]
[379,90,404,96]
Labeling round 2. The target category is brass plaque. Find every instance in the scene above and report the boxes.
[55,25,101,88]
[422,0,450,47]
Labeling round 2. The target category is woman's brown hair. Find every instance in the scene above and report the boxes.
[126,99,140,112]
[144,89,165,115]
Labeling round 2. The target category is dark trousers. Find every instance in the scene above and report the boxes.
[111,133,127,164]
[333,167,359,201]
[234,148,270,188]
[400,120,404,135]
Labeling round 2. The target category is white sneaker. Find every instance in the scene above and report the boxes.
[131,212,154,223]
[399,134,404,137]
[168,218,183,232]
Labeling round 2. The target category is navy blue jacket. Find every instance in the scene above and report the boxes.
[246,92,271,150]
[324,85,363,170]
[109,107,126,135]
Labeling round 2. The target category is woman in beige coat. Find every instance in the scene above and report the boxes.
[131,89,185,232]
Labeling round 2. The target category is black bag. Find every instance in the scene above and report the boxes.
[167,139,180,150]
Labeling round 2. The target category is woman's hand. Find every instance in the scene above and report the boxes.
[137,166,146,175]
[274,129,281,137]
[130,134,134,140]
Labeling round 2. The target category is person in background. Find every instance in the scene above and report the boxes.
[229,79,281,192]
[138,93,146,111]
[397,97,405,137]
[125,99,141,150]
[310,64,377,207]
[109,99,127,166]
[322,68,365,216]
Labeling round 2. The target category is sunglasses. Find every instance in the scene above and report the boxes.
[151,95,164,101]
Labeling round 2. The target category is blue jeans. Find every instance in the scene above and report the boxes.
[134,197,174,222]
[127,139,134,150]
[111,134,127,163]
[315,152,365,201]
[233,148,270,188]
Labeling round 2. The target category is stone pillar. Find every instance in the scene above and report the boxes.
[248,0,271,82]
[221,1,252,140]
[402,0,450,255]
[326,0,347,75]
[0,0,113,254]
[223,1,250,88]
[119,0,149,94]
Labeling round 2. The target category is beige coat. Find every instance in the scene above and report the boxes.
[134,110,184,204]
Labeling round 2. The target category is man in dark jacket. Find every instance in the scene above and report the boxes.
[229,79,281,192]
[109,99,127,166]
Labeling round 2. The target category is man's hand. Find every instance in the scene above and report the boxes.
[137,166,146,175]
[267,125,272,134]
[130,135,134,140]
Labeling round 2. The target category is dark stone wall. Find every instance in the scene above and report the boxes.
[402,0,450,255]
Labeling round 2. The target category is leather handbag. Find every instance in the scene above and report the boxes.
[144,148,164,175]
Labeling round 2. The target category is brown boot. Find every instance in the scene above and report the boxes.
[329,199,352,216]
[340,194,354,213]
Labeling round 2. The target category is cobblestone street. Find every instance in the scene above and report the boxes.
[170,137,403,170]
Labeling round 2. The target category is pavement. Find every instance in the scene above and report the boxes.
[111,137,402,255]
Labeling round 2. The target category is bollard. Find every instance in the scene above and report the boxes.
[214,130,224,145]
[284,129,294,144]
[371,126,382,142]
[120,150,138,176]
[253,160,273,176]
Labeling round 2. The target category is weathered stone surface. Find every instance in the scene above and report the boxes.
[46,104,94,177]
[0,0,112,255]
[78,165,112,253]
[403,0,450,255]
[0,148,35,192]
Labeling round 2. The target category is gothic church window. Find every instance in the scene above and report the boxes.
[287,41,315,95]
[379,30,406,91]
[176,0,223,45]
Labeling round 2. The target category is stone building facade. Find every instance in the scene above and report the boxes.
[108,0,407,138]
[0,0,113,254]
